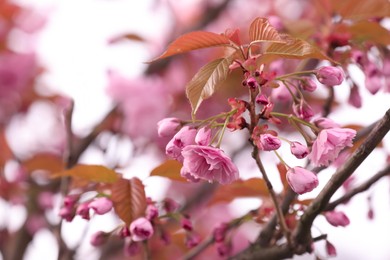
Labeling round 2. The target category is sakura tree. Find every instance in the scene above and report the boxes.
[1,0,390,260]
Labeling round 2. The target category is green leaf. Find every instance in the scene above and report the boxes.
[208,178,269,205]
[150,160,187,182]
[111,177,147,226]
[150,31,232,62]
[52,164,119,183]
[262,36,334,62]
[249,17,285,43]
[186,56,233,116]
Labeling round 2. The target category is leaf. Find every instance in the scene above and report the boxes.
[0,130,13,168]
[277,163,289,191]
[208,178,269,206]
[186,56,233,115]
[23,153,65,173]
[330,0,390,20]
[349,21,390,46]
[52,164,119,183]
[249,17,285,43]
[150,160,187,182]
[262,36,335,63]
[111,177,147,226]
[108,33,146,44]
[151,31,231,61]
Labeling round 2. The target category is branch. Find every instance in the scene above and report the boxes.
[293,107,390,246]
[325,164,390,211]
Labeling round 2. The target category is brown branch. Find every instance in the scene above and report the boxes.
[325,164,390,211]
[322,87,334,117]
[293,107,390,247]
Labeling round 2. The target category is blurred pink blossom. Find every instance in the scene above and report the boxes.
[324,211,350,227]
[89,197,113,215]
[129,217,154,241]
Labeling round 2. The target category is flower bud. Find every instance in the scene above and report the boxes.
[213,222,229,242]
[165,126,196,162]
[300,77,317,92]
[286,167,318,194]
[290,141,309,159]
[185,233,201,248]
[157,117,181,137]
[130,217,154,241]
[145,204,159,221]
[181,217,193,231]
[255,94,269,105]
[293,101,314,120]
[259,134,281,151]
[316,66,344,86]
[324,211,350,227]
[76,202,90,220]
[59,206,75,222]
[348,84,362,108]
[89,197,113,215]
[326,240,337,257]
[124,241,141,256]
[90,231,108,246]
[313,117,340,129]
[195,127,212,146]
[246,76,259,89]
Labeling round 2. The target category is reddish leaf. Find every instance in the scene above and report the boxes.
[108,33,146,44]
[330,0,390,20]
[186,56,233,116]
[151,31,231,61]
[150,160,186,182]
[262,36,334,62]
[111,177,147,226]
[277,163,288,191]
[208,178,269,205]
[23,153,65,174]
[0,130,13,168]
[249,17,285,43]
[52,164,119,183]
[224,28,242,46]
[349,21,390,46]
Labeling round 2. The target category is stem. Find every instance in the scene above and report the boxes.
[216,115,231,148]
[252,146,291,246]
[275,70,316,80]
[271,112,319,133]
[274,150,291,169]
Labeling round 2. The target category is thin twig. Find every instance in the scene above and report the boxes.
[325,164,390,211]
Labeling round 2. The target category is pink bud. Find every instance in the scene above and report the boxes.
[90,231,108,246]
[129,217,154,241]
[76,202,90,220]
[286,167,319,194]
[300,77,317,92]
[124,241,141,256]
[89,197,113,215]
[213,222,229,242]
[195,127,212,146]
[313,117,340,129]
[217,242,232,257]
[119,227,131,238]
[255,94,269,105]
[181,217,193,231]
[364,63,382,94]
[157,117,181,137]
[185,233,201,248]
[326,240,337,257]
[165,126,196,162]
[163,198,179,213]
[348,84,362,108]
[316,66,344,86]
[63,194,79,208]
[293,101,314,120]
[246,76,259,89]
[290,142,309,159]
[145,204,159,220]
[59,206,75,222]
[259,134,281,151]
[324,211,350,227]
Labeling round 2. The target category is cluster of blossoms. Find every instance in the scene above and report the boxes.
[157,63,356,197]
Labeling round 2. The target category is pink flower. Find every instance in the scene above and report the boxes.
[290,141,309,159]
[145,204,159,220]
[130,217,154,241]
[316,66,344,86]
[348,84,362,108]
[90,231,108,246]
[157,117,181,137]
[310,128,356,166]
[300,77,317,92]
[181,145,239,185]
[324,211,350,227]
[286,167,319,194]
[165,126,196,162]
[76,202,90,220]
[89,197,113,215]
[195,127,212,146]
[364,63,383,94]
[259,134,281,151]
[326,240,337,256]
[313,117,340,129]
